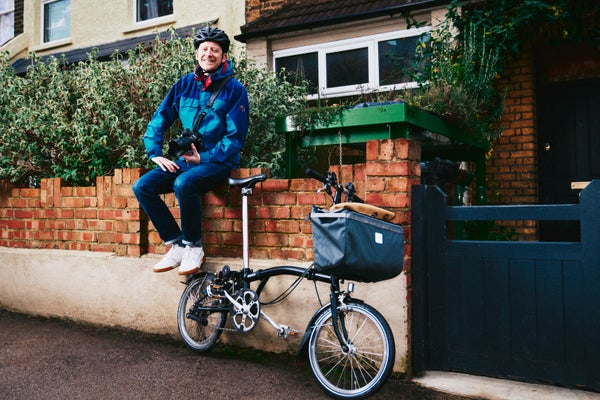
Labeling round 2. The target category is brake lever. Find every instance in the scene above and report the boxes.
[317,183,332,196]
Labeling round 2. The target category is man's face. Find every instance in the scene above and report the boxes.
[196,41,226,73]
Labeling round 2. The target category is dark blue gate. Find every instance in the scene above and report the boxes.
[411,180,600,391]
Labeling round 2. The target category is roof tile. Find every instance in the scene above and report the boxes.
[237,0,447,41]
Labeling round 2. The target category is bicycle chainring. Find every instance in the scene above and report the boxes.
[230,289,260,333]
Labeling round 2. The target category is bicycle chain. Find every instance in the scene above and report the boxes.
[203,319,301,335]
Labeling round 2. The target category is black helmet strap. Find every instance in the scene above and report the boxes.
[191,75,233,134]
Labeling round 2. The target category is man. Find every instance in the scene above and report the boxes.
[132,27,249,275]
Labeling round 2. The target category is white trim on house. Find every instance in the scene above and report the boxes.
[273,26,431,99]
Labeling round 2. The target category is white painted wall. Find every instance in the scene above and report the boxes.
[0,246,409,371]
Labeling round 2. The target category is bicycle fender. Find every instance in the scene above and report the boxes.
[297,302,331,359]
[296,298,365,359]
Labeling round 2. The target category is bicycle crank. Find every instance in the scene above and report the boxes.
[229,289,260,333]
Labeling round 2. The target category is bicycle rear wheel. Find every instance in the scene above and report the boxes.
[307,301,395,399]
[177,272,227,352]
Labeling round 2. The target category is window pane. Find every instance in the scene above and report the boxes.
[137,0,173,22]
[275,52,318,92]
[43,0,70,43]
[0,0,14,46]
[0,0,13,13]
[378,34,426,85]
[326,47,368,88]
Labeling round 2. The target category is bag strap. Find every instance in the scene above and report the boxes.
[330,202,396,221]
[192,75,234,133]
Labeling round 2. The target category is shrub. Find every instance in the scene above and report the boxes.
[405,0,598,144]
[0,31,310,186]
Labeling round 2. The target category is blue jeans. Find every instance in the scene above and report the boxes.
[132,159,230,246]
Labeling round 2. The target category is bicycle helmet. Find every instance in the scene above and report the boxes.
[194,26,230,53]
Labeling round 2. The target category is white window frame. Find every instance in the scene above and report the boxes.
[0,0,15,46]
[273,26,431,99]
[41,0,71,44]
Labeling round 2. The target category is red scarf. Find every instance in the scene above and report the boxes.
[194,61,229,90]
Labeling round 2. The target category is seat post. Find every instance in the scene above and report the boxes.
[241,186,251,272]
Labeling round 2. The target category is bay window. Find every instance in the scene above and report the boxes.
[274,27,430,98]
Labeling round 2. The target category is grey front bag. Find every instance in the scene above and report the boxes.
[310,207,404,282]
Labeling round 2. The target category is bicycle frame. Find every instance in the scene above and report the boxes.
[214,174,355,348]
[179,172,396,398]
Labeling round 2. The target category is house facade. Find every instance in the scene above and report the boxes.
[237,0,600,391]
[240,0,448,98]
[2,0,246,72]
[238,0,600,240]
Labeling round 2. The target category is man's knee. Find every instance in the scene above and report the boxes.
[173,175,196,196]
[132,176,155,198]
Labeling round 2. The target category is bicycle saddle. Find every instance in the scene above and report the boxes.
[228,174,267,188]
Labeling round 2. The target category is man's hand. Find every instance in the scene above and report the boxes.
[151,156,180,172]
[182,143,201,165]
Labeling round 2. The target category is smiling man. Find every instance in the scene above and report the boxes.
[132,26,249,275]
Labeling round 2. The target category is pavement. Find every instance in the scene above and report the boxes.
[415,372,600,400]
[1,309,599,400]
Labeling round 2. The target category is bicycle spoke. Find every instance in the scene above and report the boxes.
[309,302,395,398]
[177,273,227,352]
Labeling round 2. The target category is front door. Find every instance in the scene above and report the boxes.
[537,79,600,241]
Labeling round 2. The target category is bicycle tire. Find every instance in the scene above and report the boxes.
[177,272,227,352]
[307,301,395,399]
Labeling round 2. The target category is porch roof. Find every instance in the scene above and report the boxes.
[235,0,450,42]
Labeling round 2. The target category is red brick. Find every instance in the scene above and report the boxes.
[297,192,327,206]
[263,179,289,192]
[366,140,380,161]
[265,219,300,234]
[262,192,297,206]
[366,161,409,177]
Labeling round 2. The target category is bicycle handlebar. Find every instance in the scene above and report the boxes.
[305,168,328,184]
[305,167,363,204]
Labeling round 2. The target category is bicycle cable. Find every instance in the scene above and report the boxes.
[259,267,311,306]
[313,279,324,307]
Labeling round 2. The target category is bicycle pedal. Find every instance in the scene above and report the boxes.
[277,326,300,339]
[186,312,207,325]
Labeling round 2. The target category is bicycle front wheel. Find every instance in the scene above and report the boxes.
[177,272,227,352]
[307,301,395,399]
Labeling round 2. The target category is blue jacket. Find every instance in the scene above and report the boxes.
[143,61,249,168]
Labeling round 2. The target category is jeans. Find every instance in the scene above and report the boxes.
[132,159,230,246]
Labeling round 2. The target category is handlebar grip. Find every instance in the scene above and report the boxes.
[305,168,328,183]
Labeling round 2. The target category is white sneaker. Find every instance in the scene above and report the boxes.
[153,244,185,273]
[178,246,205,275]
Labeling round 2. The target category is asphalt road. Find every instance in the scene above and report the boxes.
[0,310,473,400]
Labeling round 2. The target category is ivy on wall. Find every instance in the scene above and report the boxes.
[406,0,600,143]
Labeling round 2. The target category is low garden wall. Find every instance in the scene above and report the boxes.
[0,138,420,372]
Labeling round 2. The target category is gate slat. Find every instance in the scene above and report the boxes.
[447,241,581,260]
[447,204,580,220]
[412,180,600,390]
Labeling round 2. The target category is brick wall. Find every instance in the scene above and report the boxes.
[486,47,538,238]
[0,139,419,269]
[488,47,537,206]
[0,168,144,256]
